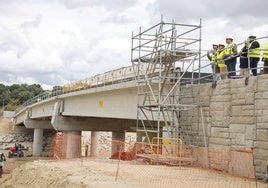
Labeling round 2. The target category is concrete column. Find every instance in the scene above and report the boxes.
[65,131,81,159]
[111,131,125,155]
[33,128,43,156]
[90,131,99,157]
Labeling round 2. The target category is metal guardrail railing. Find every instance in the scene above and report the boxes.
[15,91,56,114]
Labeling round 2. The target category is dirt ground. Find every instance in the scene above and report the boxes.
[0,155,267,188]
[0,149,46,173]
[0,120,267,188]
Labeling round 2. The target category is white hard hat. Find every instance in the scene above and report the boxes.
[218,42,225,47]
[226,36,233,40]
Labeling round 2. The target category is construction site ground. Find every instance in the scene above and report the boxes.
[0,151,267,188]
[0,120,267,188]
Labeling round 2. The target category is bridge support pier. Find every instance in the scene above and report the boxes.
[33,128,43,156]
[111,131,125,155]
[65,131,81,159]
[23,119,53,156]
[90,131,99,157]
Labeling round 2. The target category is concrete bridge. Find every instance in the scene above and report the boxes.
[13,80,140,158]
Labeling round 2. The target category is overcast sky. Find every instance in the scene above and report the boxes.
[0,0,267,89]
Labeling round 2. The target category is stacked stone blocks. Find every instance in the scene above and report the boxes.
[179,75,268,179]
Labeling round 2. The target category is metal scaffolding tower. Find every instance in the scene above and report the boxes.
[131,18,202,157]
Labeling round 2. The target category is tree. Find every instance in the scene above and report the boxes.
[28,84,44,96]
[0,84,11,108]
[0,83,45,111]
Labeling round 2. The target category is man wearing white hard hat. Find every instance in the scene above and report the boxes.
[224,37,238,78]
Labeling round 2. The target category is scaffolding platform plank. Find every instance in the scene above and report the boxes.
[132,50,198,63]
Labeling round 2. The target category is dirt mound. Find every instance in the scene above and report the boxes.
[0,159,141,188]
[0,160,87,188]
[110,151,135,161]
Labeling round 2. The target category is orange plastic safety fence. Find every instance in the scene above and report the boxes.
[47,132,260,187]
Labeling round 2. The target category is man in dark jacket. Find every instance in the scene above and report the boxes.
[239,41,249,76]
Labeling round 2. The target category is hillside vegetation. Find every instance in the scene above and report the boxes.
[0,83,45,111]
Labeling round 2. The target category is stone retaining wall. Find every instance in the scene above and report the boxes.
[180,75,268,180]
[0,130,55,155]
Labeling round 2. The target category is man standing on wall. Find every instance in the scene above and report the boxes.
[239,41,250,76]
[216,43,228,80]
[248,35,261,76]
[224,37,238,78]
[207,44,219,80]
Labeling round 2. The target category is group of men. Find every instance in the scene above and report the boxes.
[207,35,268,80]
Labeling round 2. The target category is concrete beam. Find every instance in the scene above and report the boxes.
[24,119,53,129]
[51,115,136,132]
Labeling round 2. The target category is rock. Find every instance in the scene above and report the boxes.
[18,136,25,142]
[3,143,12,150]
[5,137,13,143]
[0,137,5,143]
